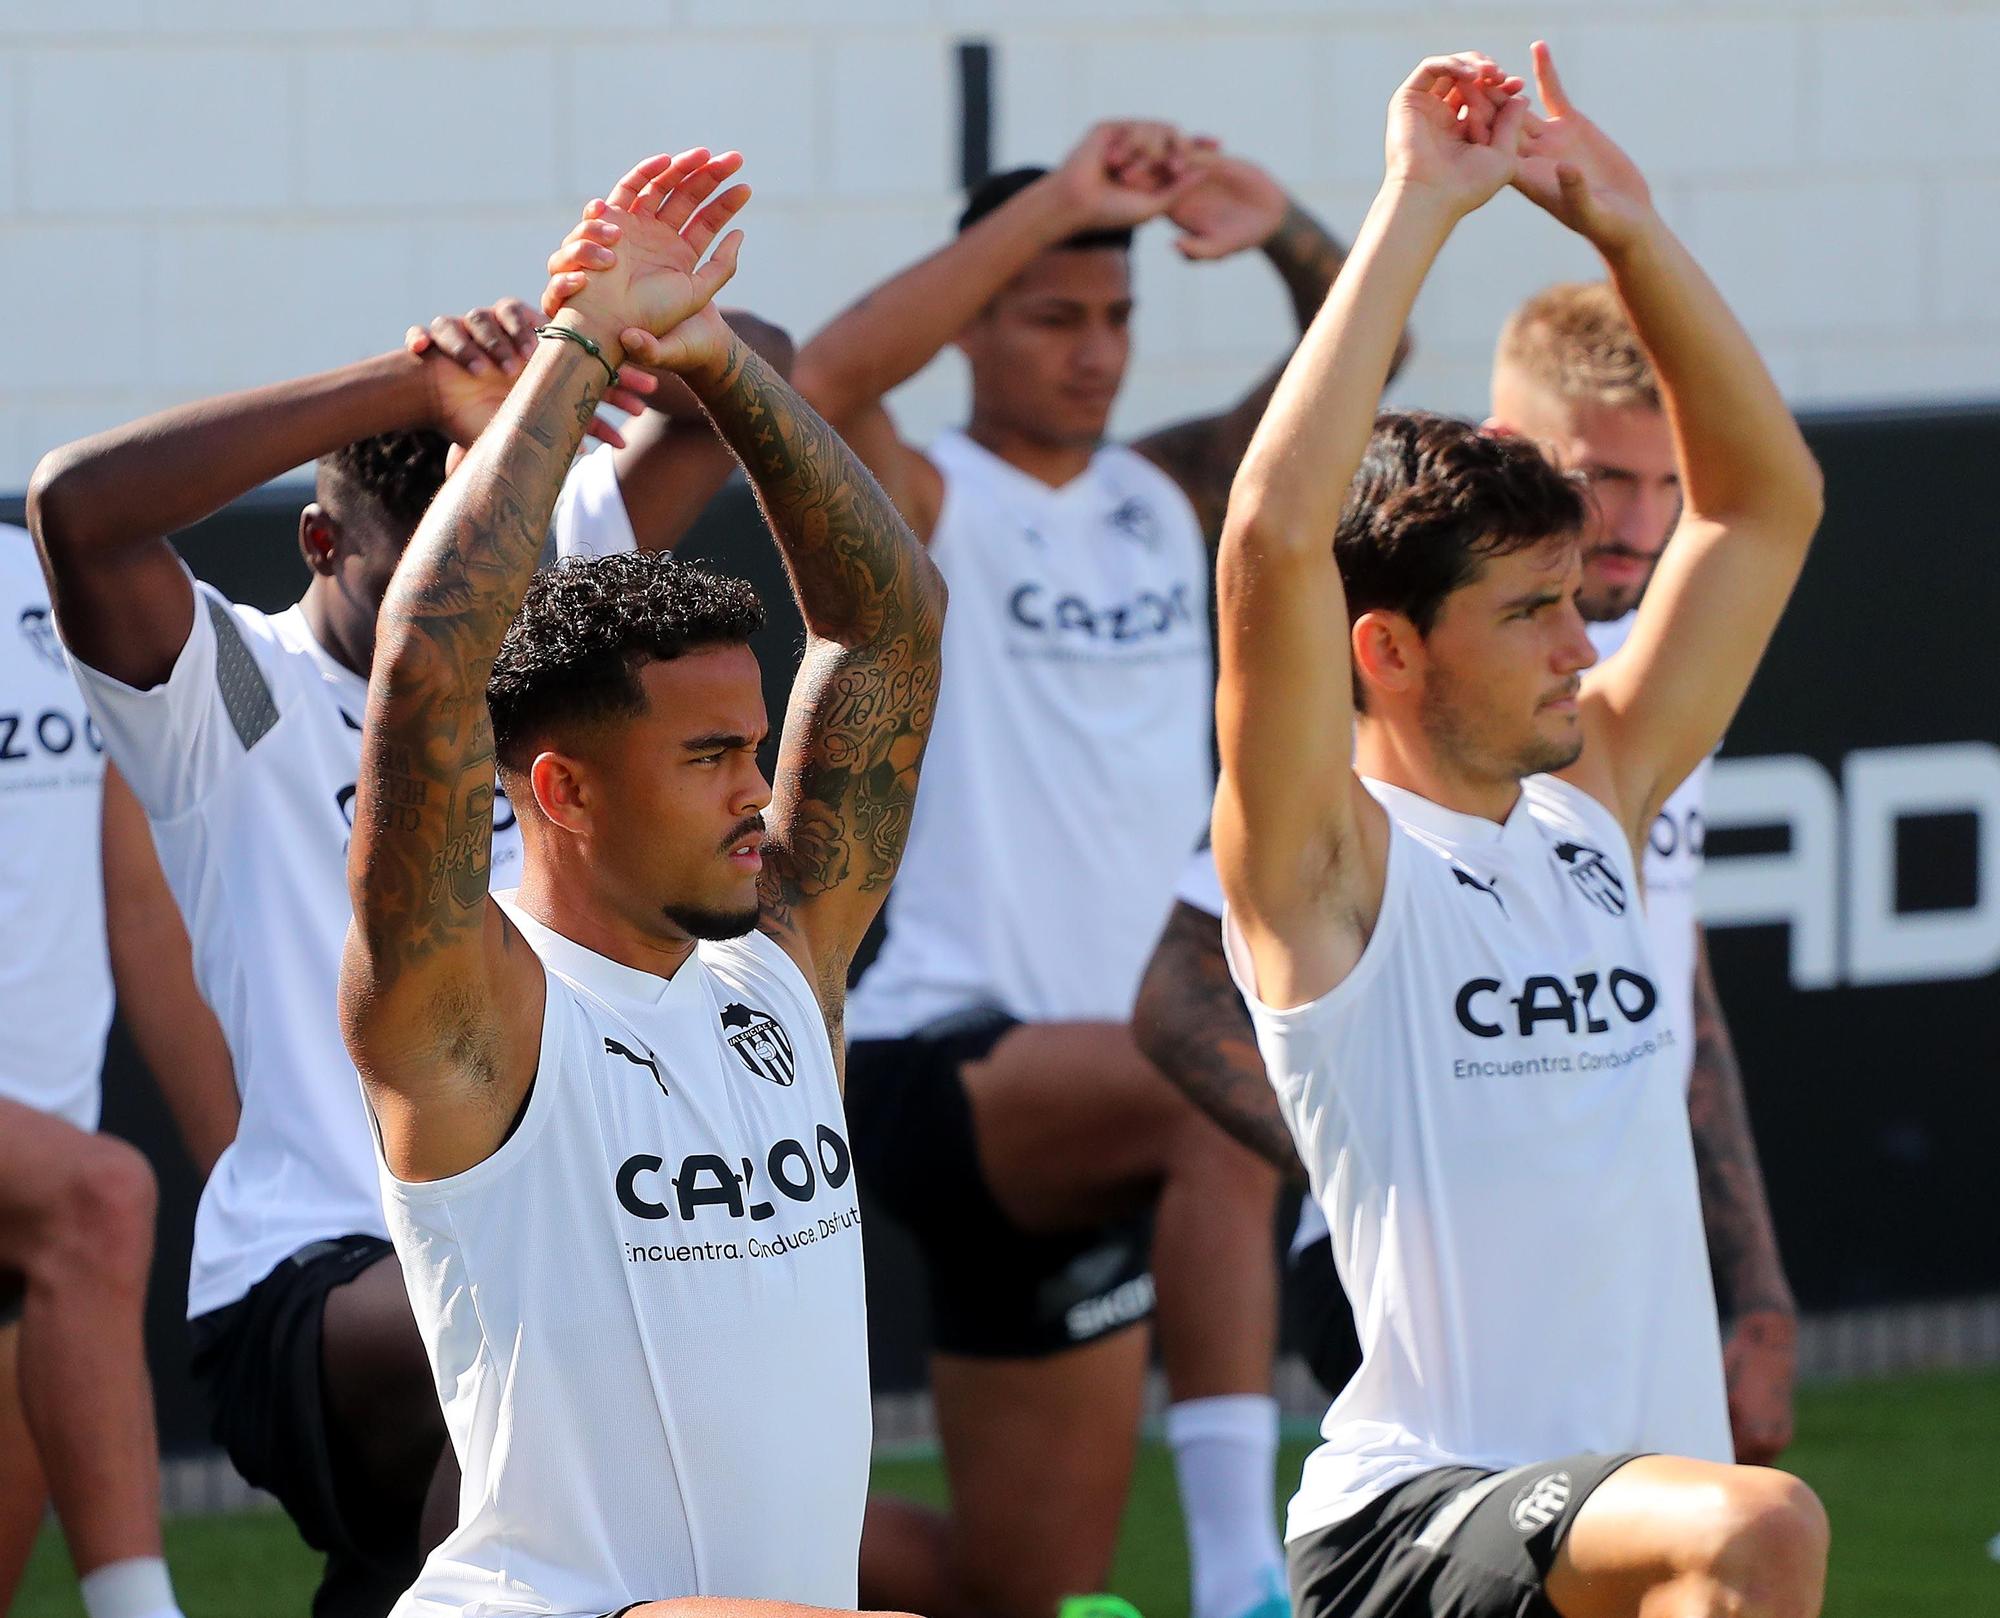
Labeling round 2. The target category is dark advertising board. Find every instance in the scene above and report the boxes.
[5,401,1995,1430]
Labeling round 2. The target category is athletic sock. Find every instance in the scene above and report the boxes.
[79,1556,184,1618]
[1165,1394,1288,1618]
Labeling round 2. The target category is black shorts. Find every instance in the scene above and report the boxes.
[0,1267,21,1330]
[1288,1453,1644,1618]
[1287,1232,1362,1398]
[847,1009,1155,1359]
[189,1234,416,1610]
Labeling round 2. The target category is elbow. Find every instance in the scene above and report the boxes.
[789,348,861,427]
[26,441,100,559]
[1792,446,1827,540]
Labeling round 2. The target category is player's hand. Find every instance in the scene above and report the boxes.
[1052,119,1205,233]
[1384,52,1527,219]
[1722,1309,1798,1465]
[1508,41,1657,254]
[1164,144,1290,260]
[407,297,656,449]
[541,148,748,372]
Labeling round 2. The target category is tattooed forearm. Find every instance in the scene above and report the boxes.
[1134,904,1306,1179]
[691,340,946,992]
[347,346,605,994]
[1686,933,1796,1322]
[1263,202,1354,331]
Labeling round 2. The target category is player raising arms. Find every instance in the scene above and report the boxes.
[340,149,942,1617]
[1214,48,1826,1618]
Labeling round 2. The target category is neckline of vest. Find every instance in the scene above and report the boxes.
[1362,776,1540,852]
[934,427,1112,503]
[494,893,704,1009]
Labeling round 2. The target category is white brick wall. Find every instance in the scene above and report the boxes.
[2,0,1993,490]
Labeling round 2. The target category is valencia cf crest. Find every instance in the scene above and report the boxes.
[720,1002,796,1087]
[18,606,64,672]
[1553,840,1627,916]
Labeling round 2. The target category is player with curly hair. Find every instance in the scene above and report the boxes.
[29,295,792,1618]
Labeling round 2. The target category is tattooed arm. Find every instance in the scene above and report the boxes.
[340,150,748,1181]
[1134,194,1414,545]
[1686,928,1798,1463]
[1134,901,1305,1180]
[664,338,946,1038]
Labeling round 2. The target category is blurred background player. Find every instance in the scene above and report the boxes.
[1210,47,1827,1618]
[1136,281,1798,1464]
[27,302,790,1618]
[795,117,1404,1618]
[0,526,189,1618]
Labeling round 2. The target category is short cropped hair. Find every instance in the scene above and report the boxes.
[958,166,1135,252]
[487,551,766,772]
[1337,413,1588,703]
[1494,282,1660,411]
[318,430,451,536]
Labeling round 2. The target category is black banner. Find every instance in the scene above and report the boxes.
[6,401,1996,1430]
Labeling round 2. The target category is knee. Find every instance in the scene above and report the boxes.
[39,1136,157,1289]
[1699,1471,1829,1616]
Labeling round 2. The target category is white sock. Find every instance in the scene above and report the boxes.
[1165,1394,1288,1618]
[79,1556,183,1618]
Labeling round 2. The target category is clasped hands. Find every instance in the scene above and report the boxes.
[1389,41,1659,255]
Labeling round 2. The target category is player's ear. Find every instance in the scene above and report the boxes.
[1352,609,1420,700]
[299,504,340,577]
[529,749,592,836]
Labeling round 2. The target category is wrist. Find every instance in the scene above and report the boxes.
[1594,206,1671,271]
[549,306,627,375]
[680,334,750,401]
[1370,175,1467,247]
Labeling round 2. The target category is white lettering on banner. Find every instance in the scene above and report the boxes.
[1697,742,2000,989]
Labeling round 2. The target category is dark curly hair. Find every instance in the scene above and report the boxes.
[317,429,451,535]
[1339,409,1586,633]
[487,551,766,772]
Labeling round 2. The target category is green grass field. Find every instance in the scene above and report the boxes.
[17,1369,1999,1618]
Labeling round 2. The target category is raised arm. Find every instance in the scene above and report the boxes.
[1215,57,1522,1009]
[415,293,794,551]
[1135,166,1413,544]
[600,317,946,1028]
[340,151,748,1181]
[790,121,1197,535]
[1134,899,1306,1180]
[28,312,649,688]
[1511,44,1824,847]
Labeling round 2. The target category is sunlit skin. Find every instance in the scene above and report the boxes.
[1489,372,1682,622]
[507,646,774,977]
[1351,537,1601,820]
[958,247,1134,486]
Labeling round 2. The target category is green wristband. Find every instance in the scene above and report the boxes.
[535,323,619,388]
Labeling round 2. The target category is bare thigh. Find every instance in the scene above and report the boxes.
[960,1021,1192,1233]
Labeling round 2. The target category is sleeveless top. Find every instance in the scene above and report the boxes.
[382,902,870,1617]
[1225,775,1730,1541]
[848,429,1212,1036]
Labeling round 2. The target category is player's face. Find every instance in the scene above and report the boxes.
[1522,400,1681,623]
[1419,537,1598,781]
[960,247,1133,450]
[568,646,773,942]
[300,500,416,672]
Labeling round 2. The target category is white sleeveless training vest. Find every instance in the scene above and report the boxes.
[848,429,1213,1036]
[382,901,870,1618]
[1226,775,1730,1543]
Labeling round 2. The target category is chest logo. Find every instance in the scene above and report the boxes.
[1105,496,1160,550]
[721,1002,796,1087]
[606,1037,669,1098]
[1451,864,1507,915]
[1510,1471,1572,1534]
[1553,839,1627,916]
[17,606,64,672]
